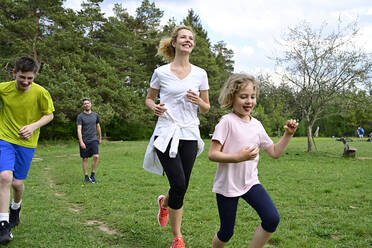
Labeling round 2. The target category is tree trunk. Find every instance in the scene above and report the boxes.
[307,124,313,152]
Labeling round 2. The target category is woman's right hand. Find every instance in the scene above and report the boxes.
[153,103,167,117]
[236,145,259,162]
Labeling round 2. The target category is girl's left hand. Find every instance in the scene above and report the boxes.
[284,119,298,135]
[186,89,201,106]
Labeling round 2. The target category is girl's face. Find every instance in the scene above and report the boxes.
[232,83,257,121]
[172,29,194,54]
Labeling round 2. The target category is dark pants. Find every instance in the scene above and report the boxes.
[155,139,198,209]
[216,184,280,242]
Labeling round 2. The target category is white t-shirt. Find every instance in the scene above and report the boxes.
[150,63,209,139]
[212,113,274,197]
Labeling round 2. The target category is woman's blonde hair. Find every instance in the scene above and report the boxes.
[218,73,259,109]
[156,25,195,62]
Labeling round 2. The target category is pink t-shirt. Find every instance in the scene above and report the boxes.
[212,113,273,197]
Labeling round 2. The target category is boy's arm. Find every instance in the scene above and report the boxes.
[18,113,54,139]
[265,119,298,159]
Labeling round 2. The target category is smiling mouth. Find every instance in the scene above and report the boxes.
[20,83,31,88]
[243,106,251,111]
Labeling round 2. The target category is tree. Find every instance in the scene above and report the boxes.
[274,20,372,152]
[256,75,298,136]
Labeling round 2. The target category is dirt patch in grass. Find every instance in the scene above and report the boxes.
[331,235,344,240]
[86,220,118,235]
[55,192,65,197]
[69,204,82,213]
[357,156,372,160]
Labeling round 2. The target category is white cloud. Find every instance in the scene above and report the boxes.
[356,25,372,52]
[63,0,83,11]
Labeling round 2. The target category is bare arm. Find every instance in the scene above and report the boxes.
[145,87,167,116]
[265,119,298,159]
[186,89,210,114]
[208,140,259,163]
[18,113,54,139]
[77,125,86,149]
[96,123,102,144]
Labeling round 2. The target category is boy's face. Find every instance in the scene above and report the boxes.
[13,70,35,92]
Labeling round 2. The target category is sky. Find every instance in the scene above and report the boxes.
[63,0,372,76]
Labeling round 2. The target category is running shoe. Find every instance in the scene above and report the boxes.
[170,236,185,248]
[157,195,168,227]
[9,206,21,228]
[90,175,97,183]
[84,176,91,183]
[0,221,13,244]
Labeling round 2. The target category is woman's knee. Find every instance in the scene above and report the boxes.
[168,185,187,209]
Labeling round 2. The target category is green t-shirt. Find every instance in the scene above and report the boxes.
[0,81,54,148]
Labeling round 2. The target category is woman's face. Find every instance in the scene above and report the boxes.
[173,29,194,54]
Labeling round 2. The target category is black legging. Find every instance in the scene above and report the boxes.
[216,184,280,242]
[155,138,198,209]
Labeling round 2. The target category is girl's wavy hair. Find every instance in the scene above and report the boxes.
[218,73,259,109]
[156,25,194,62]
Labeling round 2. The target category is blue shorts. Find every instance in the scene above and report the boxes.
[80,140,99,158]
[0,140,35,180]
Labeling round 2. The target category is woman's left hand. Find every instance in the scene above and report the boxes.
[186,89,201,106]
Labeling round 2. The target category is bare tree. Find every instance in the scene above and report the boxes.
[274,20,372,152]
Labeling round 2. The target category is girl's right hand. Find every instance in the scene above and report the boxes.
[236,145,259,162]
[153,103,167,117]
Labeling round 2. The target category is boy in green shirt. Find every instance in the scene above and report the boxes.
[0,56,54,243]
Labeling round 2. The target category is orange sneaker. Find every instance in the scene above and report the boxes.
[157,195,168,227]
[171,236,185,248]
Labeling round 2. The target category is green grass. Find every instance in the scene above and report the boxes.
[4,138,372,247]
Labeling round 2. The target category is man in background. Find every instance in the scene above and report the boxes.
[77,98,102,183]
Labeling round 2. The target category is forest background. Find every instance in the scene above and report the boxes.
[1,0,371,146]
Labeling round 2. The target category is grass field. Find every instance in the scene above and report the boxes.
[3,137,372,247]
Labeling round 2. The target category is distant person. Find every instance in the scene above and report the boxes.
[0,56,54,244]
[77,98,102,183]
[357,126,364,141]
[208,74,298,248]
[143,25,210,248]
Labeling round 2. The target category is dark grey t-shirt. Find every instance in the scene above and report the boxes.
[76,112,100,143]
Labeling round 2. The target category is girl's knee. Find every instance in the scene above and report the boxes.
[262,213,280,233]
[217,229,234,243]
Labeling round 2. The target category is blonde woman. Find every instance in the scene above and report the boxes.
[143,26,210,248]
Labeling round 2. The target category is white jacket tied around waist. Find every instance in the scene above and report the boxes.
[143,112,204,175]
